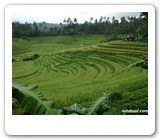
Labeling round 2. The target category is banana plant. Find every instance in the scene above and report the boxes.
[12,83,59,115]
[12,82,122,115]
[87,93,122,115]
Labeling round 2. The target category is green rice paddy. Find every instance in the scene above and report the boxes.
[12,35,148,113]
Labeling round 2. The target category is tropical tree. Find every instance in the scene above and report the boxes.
[90,17,93,23]
[73,18,77,24]
[136,12,148,41]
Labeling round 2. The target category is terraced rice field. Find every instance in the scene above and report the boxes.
[12,36,148,113]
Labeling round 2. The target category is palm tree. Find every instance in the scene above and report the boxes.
[63,19,66,24]
[103,17,106,22]
[112,16,115,24]
[94,19,98,24]
[106,17,110,23]
[99,16,103,23]
[73,18,77,24]
[90,17,93,23]
[67,17,71,25]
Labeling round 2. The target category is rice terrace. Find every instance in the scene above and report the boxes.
[12,11,148,115]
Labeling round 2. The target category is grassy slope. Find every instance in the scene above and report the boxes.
[12,35,148,114]
[13,35,106,56]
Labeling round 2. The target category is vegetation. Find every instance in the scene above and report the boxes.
[12,83,59,115]
[12,13,148,41]
[12,82,123,115]
[12,36,148,115]
[136,12,148,41]
[12,13,148,115]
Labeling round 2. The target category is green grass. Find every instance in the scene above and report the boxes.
[13,35,106,56]
[12,35,148,114]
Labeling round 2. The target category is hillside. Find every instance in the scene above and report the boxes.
[12,35,148,115]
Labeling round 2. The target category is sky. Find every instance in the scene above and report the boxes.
[12,5,140,24]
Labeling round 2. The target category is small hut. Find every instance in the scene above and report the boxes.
[126,34,135,41]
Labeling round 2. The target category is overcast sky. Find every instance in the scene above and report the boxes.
[12,5,140,24]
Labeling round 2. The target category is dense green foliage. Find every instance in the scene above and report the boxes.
[12,13,148,41]
[12,83,123,115]
[12,35,148,115]
[136,12,148,41]
[12,82,59,115]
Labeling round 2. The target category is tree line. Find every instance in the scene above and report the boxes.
[12,12,148,41]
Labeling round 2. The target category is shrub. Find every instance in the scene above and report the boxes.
[32,53,40,60]
[22,54,40,61]
[106,34,121,42]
